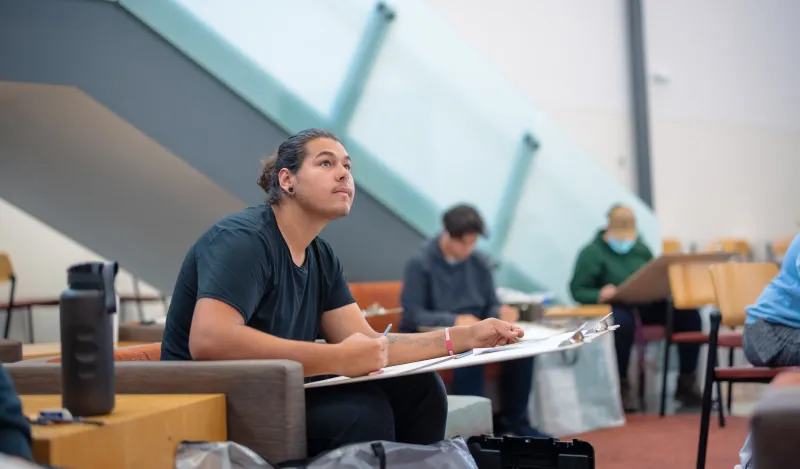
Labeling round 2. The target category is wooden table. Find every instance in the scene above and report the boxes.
[22,341,148,360]
[21,394,227,469]
[543,304,611,319]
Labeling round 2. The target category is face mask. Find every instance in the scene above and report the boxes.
[607,237,635,255]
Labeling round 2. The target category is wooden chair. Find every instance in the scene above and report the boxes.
[0,252,56,343]
[0,252,18,340]
[662,238,683,254]
[659,261,742,420]
[348,281,403,313]
[697,262,799,469]
[706,238,752,261]
[767,236,794,264]
[348,281,403,335]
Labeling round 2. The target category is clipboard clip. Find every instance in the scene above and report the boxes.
[558,328,585,347]
[580,313,618,339]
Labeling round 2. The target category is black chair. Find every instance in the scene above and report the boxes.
[697,262,798,469]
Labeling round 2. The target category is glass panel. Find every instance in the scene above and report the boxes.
[348,0,534,223]
[128,0,661,302]
[174,0,375,117]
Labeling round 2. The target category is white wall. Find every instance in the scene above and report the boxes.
[645,0,800,252]
[426,0,637,190]
[428,0,800,254]
[0,198,167,344]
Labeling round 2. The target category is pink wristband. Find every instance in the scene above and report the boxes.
[444,327,454,356]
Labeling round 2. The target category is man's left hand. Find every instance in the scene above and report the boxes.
[498,305,519,323]
[466,318,524,349]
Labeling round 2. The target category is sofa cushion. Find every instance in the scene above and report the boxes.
[445,395,493,439]
[46,342,162,363]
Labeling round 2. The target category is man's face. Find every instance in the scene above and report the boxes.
[293,138,355,219]
[443,233,480,261]
[606,206,637,241]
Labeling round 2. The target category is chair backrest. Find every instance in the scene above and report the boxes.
[0,252,13,284]
[667,261,718,309]
[707,238,752,260]
[771,237,794,261]
[662,238,683,254]
[348,281,403,310]
[708,262,779,327]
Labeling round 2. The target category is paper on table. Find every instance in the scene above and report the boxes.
[472,325,573,356]
[519,323,569,340]
[496,287,554,305]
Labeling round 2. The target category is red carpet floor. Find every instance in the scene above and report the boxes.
[566,414,748,469]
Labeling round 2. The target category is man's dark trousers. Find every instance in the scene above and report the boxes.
[612,300,702,378]
[304,372,448,457]
[451,357,534,426]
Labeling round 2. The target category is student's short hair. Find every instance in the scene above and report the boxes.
[443,204,486,238]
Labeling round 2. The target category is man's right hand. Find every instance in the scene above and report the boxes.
[598,284,617,303]
[332,333,389,377]
[454,314,481,327]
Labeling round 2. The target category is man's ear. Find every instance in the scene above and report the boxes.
[277,168,295,193]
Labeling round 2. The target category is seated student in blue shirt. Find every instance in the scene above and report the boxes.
[400,204,549,438]
[743,232,800,367]
[737,233,800,469]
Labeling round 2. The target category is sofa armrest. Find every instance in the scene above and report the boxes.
[7,359,306,463]
[752,387,800,469]
[0,339,22,363]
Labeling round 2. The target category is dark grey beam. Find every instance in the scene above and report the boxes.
[626,0,654,208]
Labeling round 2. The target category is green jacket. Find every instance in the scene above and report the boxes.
[569,230,653,304]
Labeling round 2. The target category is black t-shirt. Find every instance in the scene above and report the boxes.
[160,204,356,361]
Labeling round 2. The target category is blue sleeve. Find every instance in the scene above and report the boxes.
[400,258,459,328]
[0,364,32,461]
[196,228,271,323]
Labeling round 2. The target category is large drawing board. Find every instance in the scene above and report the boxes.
[304,326,616,389]
[610,252,736,305]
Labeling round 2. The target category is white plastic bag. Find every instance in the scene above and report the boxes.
[528,333,626,436]
[175,438,478,469]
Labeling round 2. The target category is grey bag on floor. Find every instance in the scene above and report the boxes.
[176,438,478,469]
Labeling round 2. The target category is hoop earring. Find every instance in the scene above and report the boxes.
[288,187,294,193]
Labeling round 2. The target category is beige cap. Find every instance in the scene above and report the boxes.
[607,207,637,240]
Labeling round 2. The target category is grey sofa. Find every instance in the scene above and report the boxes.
[7,355,492,464]
[7,359,306,463]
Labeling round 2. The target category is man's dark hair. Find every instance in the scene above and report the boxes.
[443,204,486,238]
[257,128,342,205]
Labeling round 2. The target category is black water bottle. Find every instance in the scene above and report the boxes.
[59,261,118,416]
